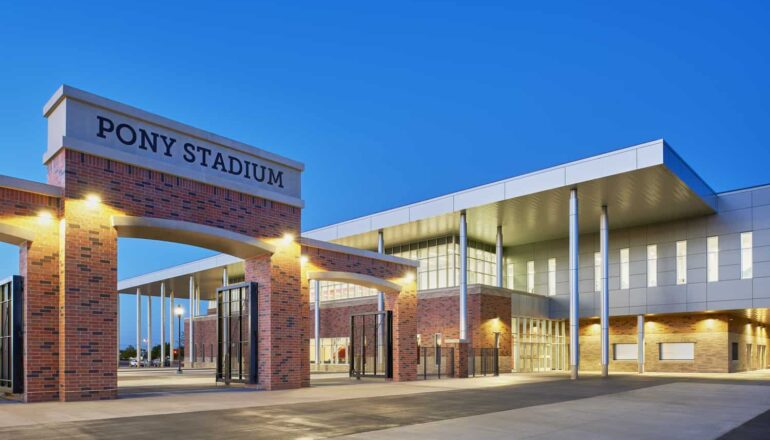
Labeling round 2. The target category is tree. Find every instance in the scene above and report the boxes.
[121,345,137,360]
[151,343,171,359]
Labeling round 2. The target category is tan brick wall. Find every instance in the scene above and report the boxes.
[579,314,737,373]
[727,316,770,372]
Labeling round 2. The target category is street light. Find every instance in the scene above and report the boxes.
[175,305,184,374]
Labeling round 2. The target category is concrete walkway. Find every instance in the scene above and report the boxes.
[0,374,559,428]
[342,382,770,439]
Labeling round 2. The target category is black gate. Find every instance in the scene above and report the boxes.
[349,311,392,379]
[216,282,258,385]
[0,276,23,394]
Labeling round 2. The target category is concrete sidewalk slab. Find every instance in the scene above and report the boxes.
[342,382,770,440]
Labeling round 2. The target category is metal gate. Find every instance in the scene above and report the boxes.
[349,311,392,379]
[0,276,23,394]
[216,282,258,385]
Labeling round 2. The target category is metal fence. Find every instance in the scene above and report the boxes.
[417,346,455,379]
[469,347,499,377]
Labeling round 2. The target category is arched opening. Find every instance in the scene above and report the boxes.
[114,217,273,396]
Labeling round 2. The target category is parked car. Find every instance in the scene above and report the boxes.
[151,357,171,367]
[129,357,148,367]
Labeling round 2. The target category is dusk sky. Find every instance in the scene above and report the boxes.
[2,2,769,347]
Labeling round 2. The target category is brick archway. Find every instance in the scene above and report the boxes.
[301,239,418,382]
[1,85,416,403]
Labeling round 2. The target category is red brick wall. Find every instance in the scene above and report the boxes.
[0,187,61,402]
[43,149,300,400]
[310,300,378,338]
[301,245,417,382]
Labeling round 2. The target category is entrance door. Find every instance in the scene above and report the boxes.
[0,276,23,394]
[349,311,392,379]
[216,282,258,385]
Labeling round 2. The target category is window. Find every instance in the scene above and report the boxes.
[741,232,753,279]
[386,236,496,290]
[620,248,630,289]
[707,236,719,282]
[613,343,638,360]
[647,245,657,287]
[310,280,378,302]
[594,252,601,292]
[527,260,535,293]
[676,240,687,285]
[506,262,515,290]
[548,258,556,296]
[732,342,739,361]
[659,342,695,360]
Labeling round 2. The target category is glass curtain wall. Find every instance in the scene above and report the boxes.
[310,281,379,302]
[386,236,496,290]
[511,317,567,372]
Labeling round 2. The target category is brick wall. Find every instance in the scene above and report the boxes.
[577,313,759,373]
[727,315,770,372]
[38,149,301,401]
[301,245,417,381]
[0,187,61,402]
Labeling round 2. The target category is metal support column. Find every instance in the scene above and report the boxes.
[314,279,321,366]
[189,276,195,368]
[637,315,645,374]
[160,283,166,367]
[459,211,468,341]
[600,205,609,377]
[496,225,504,288]
[147,293,152,367]
[170,290,175,365]
[136,288,141,367]
[569,188,579,380]
[376,230,385,366]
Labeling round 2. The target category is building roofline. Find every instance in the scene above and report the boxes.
[303,139,716,242]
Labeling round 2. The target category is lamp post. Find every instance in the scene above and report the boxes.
[175,305,184,374]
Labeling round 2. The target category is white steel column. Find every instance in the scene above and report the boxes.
[147,293,152,367]
[569,188,580,380]
[136,288,141,367]
[377,229,385,314]
[459,211,468,341]
[376,230,385,366]
[160,282,166,367]
[637,315,645,374]
[189,276,195,368]
[600,205,609,377]
[496,225,504,288]
[314,279,321,366]
[170,290,175,365]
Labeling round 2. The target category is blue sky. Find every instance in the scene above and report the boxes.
[1,1,769,348]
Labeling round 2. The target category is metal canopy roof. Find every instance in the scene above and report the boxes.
[303,140,717,249]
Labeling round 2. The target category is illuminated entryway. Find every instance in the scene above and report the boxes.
[512,317,568,372]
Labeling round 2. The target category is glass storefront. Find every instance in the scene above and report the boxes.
[512,317,567,372]
[386,236,497,290]
[309,337,349,365]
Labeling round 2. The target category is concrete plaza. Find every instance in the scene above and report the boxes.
[1,370,769,439]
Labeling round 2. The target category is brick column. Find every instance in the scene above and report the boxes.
[385,280,417,382]
[244,240,304,390]
[453,341,470,378]
[58,196,118,401]
[20,221,60,402]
